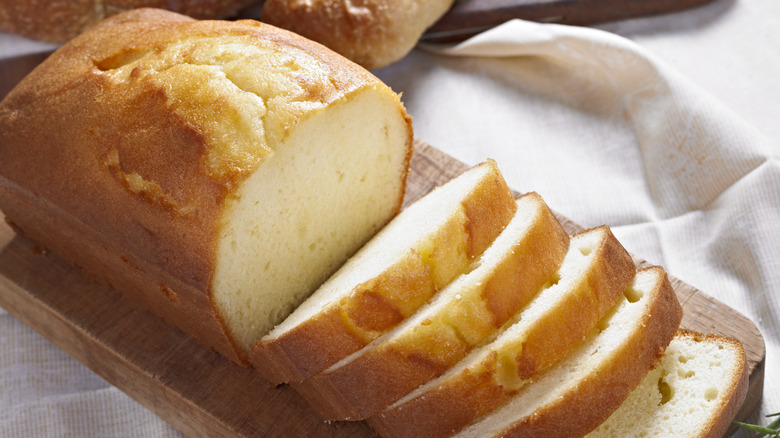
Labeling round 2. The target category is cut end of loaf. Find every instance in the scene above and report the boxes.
[212,85,412,354]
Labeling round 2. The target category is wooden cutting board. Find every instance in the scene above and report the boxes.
[0,140,765,437]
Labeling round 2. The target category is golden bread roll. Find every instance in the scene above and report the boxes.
[261,0,456,69]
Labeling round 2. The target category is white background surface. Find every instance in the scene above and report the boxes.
[1,0,778,435]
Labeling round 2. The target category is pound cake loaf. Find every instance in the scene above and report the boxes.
[446,266,684,438]
[0,8,413,365]
[251,160,517,384]
[587,330,748,438]
[293,192,570,420]
[369,226,638,435]
[0,0,257,43]
[261,0,456,69]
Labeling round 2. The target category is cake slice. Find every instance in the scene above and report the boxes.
[587,330,748,438]
[369,227,640,435]
[250,160,517,384]
[292,192,570,420]
[300,225,634,421]
[440,266,684,438]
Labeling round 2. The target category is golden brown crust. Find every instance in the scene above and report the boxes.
[0,178,241,360]
[368,228,642,437]
[261,0,455,69]
[368,353,506,438]
[488,267,683,438]
[514,226,636,379]
[371,266,681,438]
[462,175,524,260]
[0,8,409,365]
[251,250,436,382]
[292,193,570,420]
[250,161,516,384]
[0,0,257,43]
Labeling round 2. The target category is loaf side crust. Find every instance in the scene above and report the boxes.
[0,176,239,360]
[369,226,638,436]
[292,192,570,420]
[250,160,516,383]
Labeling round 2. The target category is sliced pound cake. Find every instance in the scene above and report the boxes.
[250,160,517,384]
[445,266,684,438]
[370,227,640,436]
[293,192,570,420]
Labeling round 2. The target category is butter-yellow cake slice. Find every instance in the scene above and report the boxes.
[293,192,569,419]
[369,227,640,435]
[433,267,683,438]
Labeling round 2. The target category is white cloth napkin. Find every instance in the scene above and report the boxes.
[2,8,779,438]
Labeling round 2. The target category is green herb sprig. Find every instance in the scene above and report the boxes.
[733,412,780,437]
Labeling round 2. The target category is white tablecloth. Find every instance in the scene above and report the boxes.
[1,0,778,436]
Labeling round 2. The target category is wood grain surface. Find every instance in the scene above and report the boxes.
[0,140,765,437]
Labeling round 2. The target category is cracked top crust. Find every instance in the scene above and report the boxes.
[94,33,344,183]
[3,8,383,204]
[0,6,398,314]
[69,9,378,182]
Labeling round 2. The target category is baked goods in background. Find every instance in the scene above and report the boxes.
[0,0,257,43]
[251,159,518,384]
[260,0,456,69]
[0,8,413,365]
